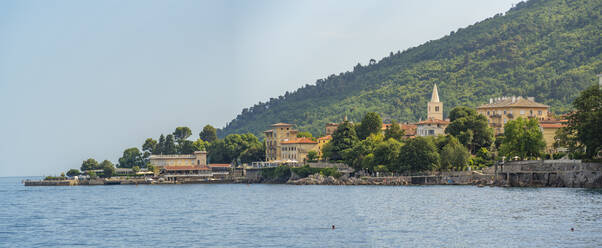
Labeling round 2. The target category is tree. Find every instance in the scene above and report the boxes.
[178,140,196,154]
[99,160,114,169]
[344,133,384,171]
[208,139,228,163]
[80,158,99,171]
[445,107,494,154]
[192,138,209,152]
[397,137,439,172]
[163,134,177,154]
[553,127,583,156]
[499,117,546,160]
[328,121,359,161]
[88,171,97,179]
[156,134,166,155]
[173,126,192,143]
[199,125,217,142]
[440,136,470,171]
[224,133,265,164]
[566,85,602,158]
[66,169,80,177]
[357,112,382,140]
[449,106,477,122]
[132,166,140,173]
[118,148,144,168]
[297,131,313,139]
[142,138,157,155]
[384,120,404,141]
[102,162,115,178]
[373,138,403,172]
[306,151,318,162]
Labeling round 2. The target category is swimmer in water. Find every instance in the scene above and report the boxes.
[332,225,335,230]
[571,228,574,232]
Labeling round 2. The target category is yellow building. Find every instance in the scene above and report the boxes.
[149,151,207,168]
[264,123,298,162]
[539,119,568,154]
[476,96,550,135]
[281,137,319,163]
[316,135,332,159]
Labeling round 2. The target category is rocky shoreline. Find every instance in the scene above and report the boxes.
[286,173,492,186]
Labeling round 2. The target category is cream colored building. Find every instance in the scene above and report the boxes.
[416,119,450,137]
[427,84,443,120]
[264,123,298,162]
[149,151,207,168]
[280,137,319,162]
[476,96,550,135]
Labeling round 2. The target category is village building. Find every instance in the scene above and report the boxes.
[149,151,207,168]
[280,137,319,163]
[316,135,332,159]
[539,119,568,154]
[264,123,298,162]
[476,96,550,135]
[416,119,450,137]
[416,84,450,136]
[325,123,339,135]
[381,123,417,139]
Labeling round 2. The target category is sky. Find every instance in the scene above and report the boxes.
[0,0,521,177]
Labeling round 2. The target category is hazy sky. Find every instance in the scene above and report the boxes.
[0,0,521,176]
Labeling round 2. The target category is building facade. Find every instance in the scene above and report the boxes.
[316,135,332,159]
[280,137,319,162]
[416,119,450,136]
[149,151,207,168]
[264,123,298,162]
[539,119,568,154]
[476,96,550,135]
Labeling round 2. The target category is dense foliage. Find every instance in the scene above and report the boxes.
[500,117,546,159]
[219,0,601,138]
[445,107,494,154]
[565,85,602,158]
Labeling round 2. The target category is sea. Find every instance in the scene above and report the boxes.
[0,177,601,247]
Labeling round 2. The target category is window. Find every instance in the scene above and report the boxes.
[520,110,525,115]
[530,110,533,115]
[504,110,506,114]
[435,106,439,112]
[487,111,490,115]
[428,130,435,135]
[538,110,542,115]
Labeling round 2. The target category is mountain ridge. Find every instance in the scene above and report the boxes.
[218,0,601,138]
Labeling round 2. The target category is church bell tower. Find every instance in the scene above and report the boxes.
[427,84,443,120]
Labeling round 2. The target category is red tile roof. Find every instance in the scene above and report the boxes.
[416,119,450,125]
[540,123,566,128]
[208,163,231,168]
[281,137,318,144]
[163,166,210,171]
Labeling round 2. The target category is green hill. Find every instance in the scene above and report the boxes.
[218,0,601,138]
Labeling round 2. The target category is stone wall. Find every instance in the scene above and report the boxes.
[494,160,602,188]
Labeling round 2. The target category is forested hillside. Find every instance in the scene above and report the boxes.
[218,0,601,138]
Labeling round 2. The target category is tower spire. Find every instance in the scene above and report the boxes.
[431,84,440,103]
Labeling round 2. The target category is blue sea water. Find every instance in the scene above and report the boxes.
[0,177,601,248]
